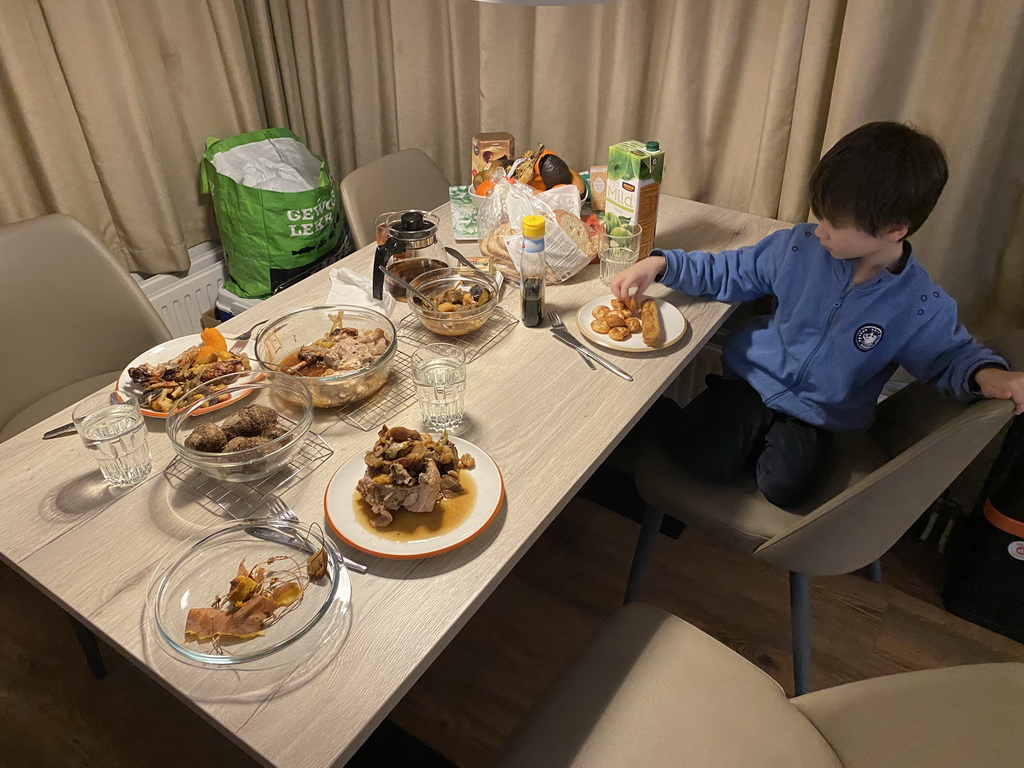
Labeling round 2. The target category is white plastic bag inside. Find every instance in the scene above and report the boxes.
[211,137,322,192]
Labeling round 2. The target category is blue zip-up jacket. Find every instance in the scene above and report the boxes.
[656,223,1007,432]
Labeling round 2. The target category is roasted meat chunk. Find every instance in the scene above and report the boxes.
[355,424,473,528]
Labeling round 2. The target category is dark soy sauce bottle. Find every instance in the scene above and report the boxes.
[520,215,546,328]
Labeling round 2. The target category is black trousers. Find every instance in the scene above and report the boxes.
[643,374,832,508]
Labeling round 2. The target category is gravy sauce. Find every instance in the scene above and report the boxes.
[354,473,477,542]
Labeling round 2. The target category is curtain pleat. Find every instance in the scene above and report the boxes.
[0,0,1021,327]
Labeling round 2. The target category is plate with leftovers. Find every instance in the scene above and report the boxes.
[117,328,256,417]
[575,295,687,353]
[324,425,504,559]
[147,518,350,668]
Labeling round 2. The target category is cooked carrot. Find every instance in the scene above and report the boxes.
[200,327,227,351]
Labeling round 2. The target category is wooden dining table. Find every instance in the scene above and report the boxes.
[0,195,788,767]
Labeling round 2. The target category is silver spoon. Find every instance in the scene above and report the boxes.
[377,265,439,311]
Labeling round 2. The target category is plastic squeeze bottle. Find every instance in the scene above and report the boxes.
[520,215,546,327]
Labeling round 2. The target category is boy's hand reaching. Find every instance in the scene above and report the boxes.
[975,368,1024,415]
[610,255,666,303]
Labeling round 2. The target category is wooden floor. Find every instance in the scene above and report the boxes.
[4,495,1024,768]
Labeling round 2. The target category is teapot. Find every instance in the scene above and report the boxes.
[372,210,454,302]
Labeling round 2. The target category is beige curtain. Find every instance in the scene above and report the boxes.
[1,0,1022,329]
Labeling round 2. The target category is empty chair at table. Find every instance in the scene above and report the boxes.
[492,603,1024,768]
[0,213,172,442]
[340,148,450,249]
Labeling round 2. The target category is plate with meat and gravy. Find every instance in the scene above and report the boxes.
[323,425,504,559]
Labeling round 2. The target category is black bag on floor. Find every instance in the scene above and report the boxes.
[943,414,1024,641]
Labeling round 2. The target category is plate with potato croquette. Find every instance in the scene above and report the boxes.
[576,296,687,353]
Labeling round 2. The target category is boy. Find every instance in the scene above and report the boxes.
[611,121,1024,507]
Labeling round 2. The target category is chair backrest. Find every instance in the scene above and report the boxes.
[0,214,171,433]
[339,148,450,248]
[754,389,1014,575]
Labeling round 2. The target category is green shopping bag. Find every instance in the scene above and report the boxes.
[200,128,344,299]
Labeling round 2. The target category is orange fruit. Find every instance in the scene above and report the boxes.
[475,179,495,196]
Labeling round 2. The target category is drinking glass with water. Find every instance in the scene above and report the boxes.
[72,391,152,487]
[411,343,467,431]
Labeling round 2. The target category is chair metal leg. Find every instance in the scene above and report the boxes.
[789,571,812,696]
[866,558,883,583]
[624,503,669,604]
[70,617,107,679]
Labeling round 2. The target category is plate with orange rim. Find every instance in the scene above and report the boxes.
[323,436,504,559]
[116,335,257,418]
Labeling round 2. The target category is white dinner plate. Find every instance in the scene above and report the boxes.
[575,296,688,353]
[323,436,504,559]
[117,334,256,418]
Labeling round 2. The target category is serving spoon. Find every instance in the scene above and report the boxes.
[377,265,439,311]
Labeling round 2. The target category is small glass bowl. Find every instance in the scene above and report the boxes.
[148,518,348,667]
[408,268,500,336]
[254,305,397,408]
[166,370,313,483]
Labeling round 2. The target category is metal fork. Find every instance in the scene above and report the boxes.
[545,310,595,369]
[224,318,267,343]
[546,309,634,382]
[262,496,368,573]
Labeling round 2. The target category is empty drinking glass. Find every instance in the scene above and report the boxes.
[72,391,152,487]
[411,344,467,431]
[598,223,643,286]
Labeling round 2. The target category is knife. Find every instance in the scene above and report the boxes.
[551,330,634,381]
[42,422,77,439]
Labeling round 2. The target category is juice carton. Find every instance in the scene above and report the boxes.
[605,140,664,259]
[471,132,515,182]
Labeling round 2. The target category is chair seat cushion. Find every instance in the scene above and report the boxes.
[635,431,889,553]
[792,663,1024,768]
[0,372,120,442]
[493,603,841,768]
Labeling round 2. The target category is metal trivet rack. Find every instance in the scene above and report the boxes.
[334,349,416,431]
[163,432,334,519]
[396,305,518,362]
[335,306,519,432]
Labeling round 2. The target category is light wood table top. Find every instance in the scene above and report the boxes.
[0,196,788,767]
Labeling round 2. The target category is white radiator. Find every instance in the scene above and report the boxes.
[133,242,227,337]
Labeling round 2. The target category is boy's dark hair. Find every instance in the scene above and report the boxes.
[809,121,948,238]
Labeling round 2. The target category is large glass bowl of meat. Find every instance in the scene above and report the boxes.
[408,268,499,336]
[166,370,314,483]
[253,305,397,408]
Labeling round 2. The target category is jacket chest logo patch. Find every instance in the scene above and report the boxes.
[854,324,883,352]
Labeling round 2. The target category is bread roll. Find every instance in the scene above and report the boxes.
[641,299,663,347]
[554,210,592,255]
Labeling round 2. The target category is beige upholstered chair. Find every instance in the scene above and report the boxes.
[492,603,1024,768]
[625,334,1021,695]
[0,214,171,442]
[0,213,172,677]
[339,148,451,249]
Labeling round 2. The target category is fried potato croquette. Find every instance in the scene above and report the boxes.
[641,299,663,347]
[608,309,630,319]
[626,295,640,315]
[590,319,611,334]
[626,317,643,333]
[592,305,611,319]
[610,299,626,311]
[608,327,631,342]
[604,314,627,328]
